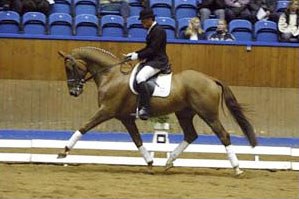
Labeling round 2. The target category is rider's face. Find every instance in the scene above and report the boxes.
[141,18,153,29]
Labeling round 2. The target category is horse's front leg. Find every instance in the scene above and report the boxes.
[120,117,154,174]
[57,107,113,158]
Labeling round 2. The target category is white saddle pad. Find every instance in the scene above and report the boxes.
[129,64,172,97]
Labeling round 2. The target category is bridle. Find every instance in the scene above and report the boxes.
[65,55,131,86]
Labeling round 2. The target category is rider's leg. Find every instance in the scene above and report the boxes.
[136,65,160,120]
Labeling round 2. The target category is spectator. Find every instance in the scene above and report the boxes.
[21,0,50,15]
[249,0,279,23]
[224,0,254,23]
[184,17,205,40]
[99,0,130,21]
[208,19,236,40]
[278,0,299,42]
[199,0,225,26]
[0,0,22,13]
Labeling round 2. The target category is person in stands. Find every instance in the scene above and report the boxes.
[208,19,236,41]
[278,0,299,42]
[184,17,205,40]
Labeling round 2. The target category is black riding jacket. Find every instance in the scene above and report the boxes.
[137,22,169,70]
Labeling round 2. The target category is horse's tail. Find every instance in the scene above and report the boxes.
[215,80,257,147]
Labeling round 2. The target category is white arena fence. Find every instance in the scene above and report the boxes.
[0,130,298,171]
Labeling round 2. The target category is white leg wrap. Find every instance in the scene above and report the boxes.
[66,130,83,150]
[225,145,239,168]
[138,145,153,164]
[168,141,189,162]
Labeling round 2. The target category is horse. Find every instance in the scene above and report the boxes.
[57,46,257,175]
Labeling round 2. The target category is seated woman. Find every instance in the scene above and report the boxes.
[278,1,299,42]
[184,17,205,40]
[208,19,235,41]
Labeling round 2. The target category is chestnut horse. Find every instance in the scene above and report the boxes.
[57,46,257,175]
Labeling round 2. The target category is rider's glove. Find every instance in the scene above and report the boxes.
[125,52,138,61]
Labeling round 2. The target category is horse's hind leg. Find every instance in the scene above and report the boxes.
[120,117,154,173]
[204,117,244,175]
[165,108,197,171]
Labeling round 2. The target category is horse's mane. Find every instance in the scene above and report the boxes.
[71,46,119,63]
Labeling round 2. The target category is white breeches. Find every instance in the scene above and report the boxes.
[136,65,161,84]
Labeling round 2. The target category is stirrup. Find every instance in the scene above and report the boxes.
[139,107,149,120]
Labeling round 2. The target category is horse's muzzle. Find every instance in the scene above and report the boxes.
[69,88,82,97]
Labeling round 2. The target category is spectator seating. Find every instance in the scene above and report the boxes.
[229,19,253,41]
[203,18,218,38]
[177,17,191,38]
[50,0,72,15]
[129,0,143,17]
[0,11,20,34]
[75,14,99,36]
[254,20,278,42]
[276,1,289,13]
[174,0,197,19]
[48,13,73,35]
[101,15,125,37]
[156,17,176,39]
[74,0,98,16]
[150,0,173,17]
[127,16,147,38]
[22,12,47,35]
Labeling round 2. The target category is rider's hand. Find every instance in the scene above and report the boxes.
[125,52,138,61]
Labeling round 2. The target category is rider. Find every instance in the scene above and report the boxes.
[125,8,170,120]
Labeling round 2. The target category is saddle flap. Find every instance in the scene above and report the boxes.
[129,64,172,98]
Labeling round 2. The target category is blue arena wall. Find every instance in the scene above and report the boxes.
[1,129,298,147]
[1,33,299,48]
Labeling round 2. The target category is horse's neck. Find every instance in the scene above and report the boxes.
[74,48,128,89]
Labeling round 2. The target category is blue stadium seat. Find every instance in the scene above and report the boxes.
[177,17,191,38]
[22,12,46,35]
[276,1,289,13]
[0,11,20,34]
[50,0,72,15]
[48,13,73,36]
[254,20,278,42]
[74,0,98,15]
[101,15,124,37]
[127,16,147,38]
[203,18,218,38]
[129,0,143,17]
[75,14,99,36]
[174,0,197,19]
[156,17,176,39]
[150,0,172,17]
[229,19,253,41]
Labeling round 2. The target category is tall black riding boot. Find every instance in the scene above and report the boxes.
[138,82,151,120]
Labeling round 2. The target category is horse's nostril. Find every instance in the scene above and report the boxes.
[70,90,77,97]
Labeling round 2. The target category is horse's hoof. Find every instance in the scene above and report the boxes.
[57,152,67,159]
[235,168,244,176]
[164,162,174,171]
[146,161,154,174]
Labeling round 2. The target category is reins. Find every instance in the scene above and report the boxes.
[81,57,132,83]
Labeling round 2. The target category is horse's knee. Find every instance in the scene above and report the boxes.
[185,134,198,144]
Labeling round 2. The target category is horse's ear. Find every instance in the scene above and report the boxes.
[58,50,67,58]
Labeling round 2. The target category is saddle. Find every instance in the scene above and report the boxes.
[129,63,173,98]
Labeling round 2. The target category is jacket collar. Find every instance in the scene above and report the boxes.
[147,21,157,34]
